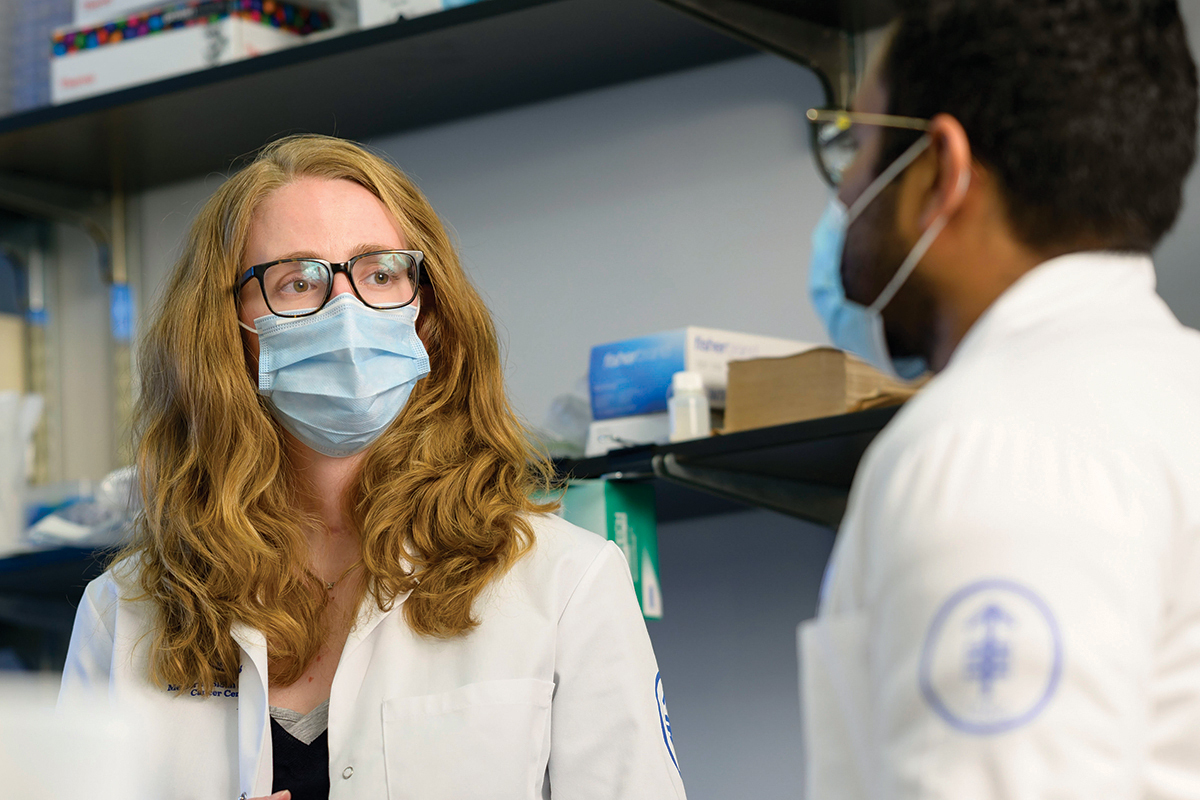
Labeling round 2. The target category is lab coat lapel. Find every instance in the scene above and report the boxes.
[232,622,272,798]
[344,588,410,655]
[328,590,410,747]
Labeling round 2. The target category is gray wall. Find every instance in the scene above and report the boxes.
[126,7,1200,795]
[1154,0,1200,328]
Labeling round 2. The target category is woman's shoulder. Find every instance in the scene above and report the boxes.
[80,556,149,620]
[503,512,621,610]
[526,511,610,561]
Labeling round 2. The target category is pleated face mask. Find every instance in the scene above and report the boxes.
[807,134,964,382]
[247,292,431,457]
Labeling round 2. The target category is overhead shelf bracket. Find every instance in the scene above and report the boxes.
[652,452,848,529]
[0,175,113,280]
[652,0,869,106]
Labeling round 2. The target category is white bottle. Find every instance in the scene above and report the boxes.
[668,370,711,443]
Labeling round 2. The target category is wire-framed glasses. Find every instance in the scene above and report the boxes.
[807,108,932,188]
[235,249,428,318]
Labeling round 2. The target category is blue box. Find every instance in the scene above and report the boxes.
[588,327,812,421]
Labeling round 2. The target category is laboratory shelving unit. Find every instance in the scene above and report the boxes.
[0,405,900,667]
[3,0,760,188]
[0,0,894,189]
[0,0,896,667]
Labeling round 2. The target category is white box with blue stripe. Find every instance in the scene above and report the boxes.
[588,327,815,420]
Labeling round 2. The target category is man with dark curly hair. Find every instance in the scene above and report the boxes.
[799,1,1200,797]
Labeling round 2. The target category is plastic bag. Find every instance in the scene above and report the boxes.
[0,392,43,556]
[25,466,139,549]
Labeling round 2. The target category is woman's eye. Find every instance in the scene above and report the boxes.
[370,271,391,285]
[288,279,311,293]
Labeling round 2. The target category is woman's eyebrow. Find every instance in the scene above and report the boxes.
[351,243,399,256]
[267,250,323,262]
[264,244,399,262]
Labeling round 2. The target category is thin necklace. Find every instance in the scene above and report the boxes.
[323,562,361,592]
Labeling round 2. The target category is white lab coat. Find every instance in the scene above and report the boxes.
[59,513,687,800]
[800,252,1200,799]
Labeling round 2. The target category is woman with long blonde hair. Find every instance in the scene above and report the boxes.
[59,135,686,800]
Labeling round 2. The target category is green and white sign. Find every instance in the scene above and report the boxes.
[558,480,663,620]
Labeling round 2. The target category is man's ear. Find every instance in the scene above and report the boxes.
[919,113,973,229]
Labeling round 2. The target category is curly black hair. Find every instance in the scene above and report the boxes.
[879,0,1198,252]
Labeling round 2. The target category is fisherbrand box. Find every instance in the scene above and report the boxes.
[588,327,814,421]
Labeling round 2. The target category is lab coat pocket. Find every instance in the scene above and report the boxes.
[381,678,555,800]
[799,612,872,800]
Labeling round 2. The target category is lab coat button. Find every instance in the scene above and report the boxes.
[342,766,354,779]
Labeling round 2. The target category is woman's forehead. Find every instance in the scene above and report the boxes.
[244,176,407,265]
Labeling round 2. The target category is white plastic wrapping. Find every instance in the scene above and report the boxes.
[0,392,43,556]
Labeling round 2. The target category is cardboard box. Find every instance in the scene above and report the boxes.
[558,480,662,620]
[54,0,331,56]
[723,346,922,433]
[51,14,301,103]
[0,315,23,393]
[588,327,815,421]
[72,0,339,28]
[73,0,164,29]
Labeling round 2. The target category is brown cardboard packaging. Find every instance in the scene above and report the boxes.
[0,314,23,393]
[723,347,922,433]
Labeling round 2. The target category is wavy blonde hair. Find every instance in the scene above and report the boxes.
[121,134,556,691]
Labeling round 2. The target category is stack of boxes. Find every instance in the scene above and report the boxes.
[45,0,492,107]
[50,0,334,104]
[584,326,815,456]
[571,326,815,619]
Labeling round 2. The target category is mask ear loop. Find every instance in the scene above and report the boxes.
[845,134,933,224]
[867,146,972,314]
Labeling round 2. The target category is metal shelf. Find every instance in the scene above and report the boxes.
[0,546,111,634]
[557,405,900,528]
[0,547,111,669]
[0,0,904,191]
[0,0,760,190]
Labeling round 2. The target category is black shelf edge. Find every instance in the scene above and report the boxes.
[558,405,899,484]
[656,0,896,36]
[0,0,761,189]
[0,0,547,138]
[556,405,901,526]
[0,546,113,597]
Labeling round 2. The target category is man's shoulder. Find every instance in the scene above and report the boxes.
[884,311,1200,455]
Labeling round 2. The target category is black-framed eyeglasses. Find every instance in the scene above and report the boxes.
[235,249,429,318]
[806,108,932,188]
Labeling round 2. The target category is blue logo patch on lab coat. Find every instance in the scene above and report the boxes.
[919,579,1062,735]
[655,672,680,773]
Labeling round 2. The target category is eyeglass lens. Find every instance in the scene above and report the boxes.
[816,121,859,187]
[241,252,419,318]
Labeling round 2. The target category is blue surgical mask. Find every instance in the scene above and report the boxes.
[246,293,431,457]
[808,134,962,381]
